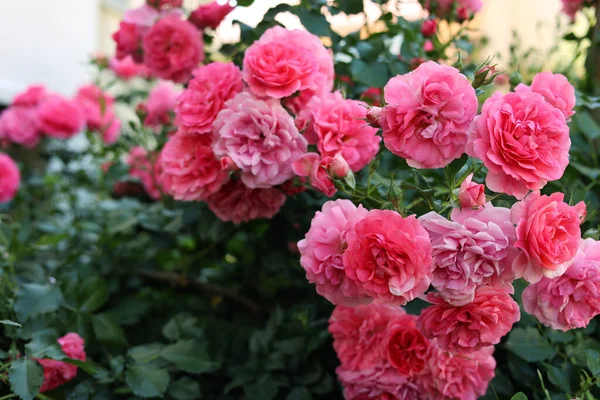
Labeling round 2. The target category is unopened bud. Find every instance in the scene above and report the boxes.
[366,106,382,128]
[329,153,350,178]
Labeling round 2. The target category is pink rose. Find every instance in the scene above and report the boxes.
[0,107,41,148]
[212,92,307,188]
[112,22,144,62]
[385,315,429,377]
[562,0,586,20]
[37,95,85,139]
[109,56,149,80]
[458,173,486,208]
[147,0,183,10]
[206,179,286,224]
[418,204,517,306]
[38,333,86,393]
[300,92,380,172]
[0,154,20,202]
[337,367,421,400]
[466,90,570,199]
[423,40,434,52]
[124,4,160,26]
[102,118,121,145]
[417,286,520,353]
[343,210,433,305]
[298,199,370,305]
[126,146,162,200]
[330,152,350,178]
[420,342,495,400]
[523,238,600,331]
[516,72,576,120]
[511,191,586,283]
[380,61,478,169]
[292,153,336,197]
[421,19,437,37]
[159,133,228,201]
[142,16,203,83]
[189,1,235,30]
[75,84,121,144]
[144,81,180,128]
[13,85,48,107]
[175,62,243,136]
[429,0,482,16]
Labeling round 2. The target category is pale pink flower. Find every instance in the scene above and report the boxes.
[511,191,586,283]
[458,173,485,208]
[0,154,20,202]
[144,81,180,128]
[292,153,336,197]
[380,61,478,169]
[124,4,160,26]
[109,56,149,80]
[37,95,85,139]
[75,84,121,144]
[516,72,576,120]
[0,107,41,148]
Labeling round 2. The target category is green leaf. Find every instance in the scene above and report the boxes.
[14,283,64,321]
[92,313,128,347]
[338,0,363,14]
[511,393,528,400]
[586,349,600,375]
[297,8,331,37]
[125,363,170,398]
[237,0,254,6]
[25,335,64,359]
[168,377,201,400]
[543,362,571,393]
[505,327,557,362]
[9,358,44,400]
[287,387,313,400]
[128,343,165,363]
[162,313,204,341]
[0,319,21,327]
[160,339,218,374]
[34,233,69,247]
[78,276,109,313]
[574,111,600,140]
[570,162,600,180]
[63,358,97,375]
[351,60,390,88]
[245,375,279,400]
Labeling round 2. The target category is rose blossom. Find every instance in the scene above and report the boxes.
[0,154,20,202]
[109,56,149,80]
[159,132,228,201]
[147,0,183,10]
[380,61,478,169]
[417,286,520,353]
[175,62,243,136]
[113,22,145,62]
[385,314,429,376]
[511,191,586,283]
[126,146,162,200]
[429,0,483,16]
[458,173,485,208]
[0,107,41,148]
[516,72,576,120]
[337,367,421,400]
[144,81,180,128]
[343,210,433,305]
[75,85,121,144]
[420,342,496,400]
[212,92,307,188]
[124,3,160,26]
[298,200,369,305]
[299,92,380,172]
[421,19,437,37]
[523,238,600,331]
[466,90,570,199]
[562,0,587,20]
[189,1,235,30]
[13,85,47,107]
[142,15,203,83]
[206,179,286,224]
[38,333,86,393]
[37,95,85,139]
[292,153,336,197]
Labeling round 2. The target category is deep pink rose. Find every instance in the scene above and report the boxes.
[299,92,380,172]
[298,199,370,305]
[189,1,235,30]
[127,146,162,200]
[292,153,336,197]
[516,72,576,120]
[343,210,433,305]
[206,179,286,224]
[466,90,570,199]
[175,62,243,136]
[421,19,437,37]
[109,56,149,80]
[417,286,520,353]
[13,85,48,107]
[38,333,86,393]
[511,191,586,283]
[75,84,121,144]
[458,173,485,208]
[523,238,600,331]
[159,133,228,201]
[37,95,85,139]
[419,204,517,306]
[0,107,41,148]
[337,367,421,400]
[147,0,183,10]
[385,314,429,377]
[420,342,495,400]
[113,22,145,62]
[0,154,20,202]
[144,81,180,128]
[142,16,203,83]
[213,92,307,188]
[381,61,477,169]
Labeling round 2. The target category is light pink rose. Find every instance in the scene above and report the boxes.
[298,199,370,305]
[206,179,286,224]
[380,61,478,169]
[126,146,162,200]
[466,90,570,199]
[511,191,586,283]
[159,133,228,201]
[292,153,336,197]
[299,92,380,172]
[109,56,149,80]
[330,152,350,178]
[75,84,121,144]
[516,72,576,120]
[13,85,48,107]
[37,95,85,139]
[0,154,20,202]
[343,210,433,305]
[175,62,243,136]
[458,173,485,208]
[212,92,307,188]
[417,286,520,353]
[420,342,495,400]
[418,204,517,306]
[37,333,86,393]
[0,107,41,148]
[142,15,203,83]
[189,1,235,30]
[337,367,421,400]
[144,81,180,128]
[124,4,160,26]
[523,238,600,331]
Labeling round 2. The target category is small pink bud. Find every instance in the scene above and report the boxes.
[220,156,239,172]
[366,107,382,128]
[456,7,469,22]
[329,153,350,178]
[423,40,434,53]
[421,19,437,37]
[458,173,486,208]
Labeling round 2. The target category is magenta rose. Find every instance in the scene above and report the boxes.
[466,90,570,199]
[343,210,433,305]
[113,22,145,62]
[516,72,576,120]
[380,61,478,169]
[0,107,41,148]
[511,191,586,283]
[142,15,203,83]
[212,92,307,188]
[38,333,86,393]
[189,1,235,30]
[37,95,85,139]
[523,238,600,331]
[0,153,20,202]
[144,81,180,128]
[13,85,48,107]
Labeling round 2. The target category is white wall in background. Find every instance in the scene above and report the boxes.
[0,0,100,103]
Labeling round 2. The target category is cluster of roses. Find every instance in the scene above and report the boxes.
[300,60,600,398]
[35,333,87,393]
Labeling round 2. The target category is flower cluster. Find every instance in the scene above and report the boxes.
[36,333,87,393]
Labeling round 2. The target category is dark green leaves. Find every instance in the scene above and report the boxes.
[14,283,64,321]
[160,339,218,374]
[78,276,109,313]
[125,363,170,398]
[338,0,363,14]
[506,327,557,362]
[92,313,128,347]
[511,393,528,400]
[297,8,331,37]
[350,60,390,88]
[9,358,44,400]
[169,377,201,400]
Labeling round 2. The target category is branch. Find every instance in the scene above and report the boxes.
[137,269,261,313]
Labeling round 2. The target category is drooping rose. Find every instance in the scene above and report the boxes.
[0,153,20,202]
